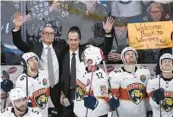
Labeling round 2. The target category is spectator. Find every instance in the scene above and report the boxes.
[153,1,173,18]
[86,21,105,50]
[60,26,85,117]
[143,2,170,22]
[103,17,129,64]
[111,1,149,23]
[12,12,66,111]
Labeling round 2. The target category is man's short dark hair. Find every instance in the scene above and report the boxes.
[67,26,81,39]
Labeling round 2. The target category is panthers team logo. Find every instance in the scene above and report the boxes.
[100,85,108,96]
[127,83,145,105]
[76,80,86,101]
[33,88,48,109]
[42,78,47,85]
[161,92,173,112]
[140,75,146,83]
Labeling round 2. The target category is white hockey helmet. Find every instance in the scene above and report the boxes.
[9,87,26,102]
[121,47,138,63]
[159,53,173,72]
[83,45,104,66]
[21,52,39,63]
[21,52,39,70]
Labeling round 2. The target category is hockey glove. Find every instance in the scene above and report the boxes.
[1,79,13,92]
[48,107,58,117]
[109,97,119,111]
[84,96,99,110]
[152,88,164,104]
[147,110,153,117]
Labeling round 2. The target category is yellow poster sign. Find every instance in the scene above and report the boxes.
[128,21,173,50]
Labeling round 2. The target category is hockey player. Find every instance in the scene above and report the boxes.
[147,53,173,117]
[109,47,151,117]
[1,87,42,117]
[73,45,118,117]
[15,52,55,117]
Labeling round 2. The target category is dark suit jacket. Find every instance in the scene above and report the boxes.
[12,29,67,108]
[155,47,172,75]
[61,45,85,97]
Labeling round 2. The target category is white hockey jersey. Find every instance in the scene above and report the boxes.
[15,70,54,117]
[109,65,151,117]
[73,62,109,117]
[1,107,42,117]
[147,76,173,117]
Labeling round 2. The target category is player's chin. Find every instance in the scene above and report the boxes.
[19,106,27,112]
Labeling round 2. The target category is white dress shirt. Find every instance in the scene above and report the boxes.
[39,42,59,86]
[69,49,81,73]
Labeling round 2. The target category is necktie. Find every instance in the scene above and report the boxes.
[71,53,76,89]
[47,47,55,87]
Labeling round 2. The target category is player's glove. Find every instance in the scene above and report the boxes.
[1,79,13,92]
[48,107,58,117]
[109,97,119,111]
[83,96,98,110]
[147,110,153,117]
[152,88,164,104]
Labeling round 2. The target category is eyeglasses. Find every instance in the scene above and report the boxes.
[150,10,161,14]
[43,32,55,36]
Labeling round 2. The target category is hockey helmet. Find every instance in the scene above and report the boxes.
[121,47,138,63]
[21,52,39,71]
[9,87,26,102]
[159,53,173,72]
[83,45,104,66]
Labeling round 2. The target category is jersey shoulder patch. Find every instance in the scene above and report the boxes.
[18,74,27,81]
[113,69,123,74]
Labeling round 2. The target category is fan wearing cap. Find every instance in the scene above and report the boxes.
[15,52,55,117]
[147,53,173,117]
[109,47,151,117]
[73,45,111,117]
[1,87,42,117]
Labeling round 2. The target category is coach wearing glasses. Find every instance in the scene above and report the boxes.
[11,12,66,111]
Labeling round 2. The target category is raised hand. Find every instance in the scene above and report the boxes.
[103,17,115,33]
[13,12,31,31]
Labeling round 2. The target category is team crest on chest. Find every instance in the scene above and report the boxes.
[76,80,86,101]
[100,85,108,96]
[42,78,47,85]
[140,75,146,83]
[127,83,145,105]
[161,91,173,112]
[33,88,48,109]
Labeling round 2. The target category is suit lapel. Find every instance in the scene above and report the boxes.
[53,43,59,58]
[36,42,43,58]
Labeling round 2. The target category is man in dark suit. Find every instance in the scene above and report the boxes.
[11,12,66,113]
[60,26,85,117]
